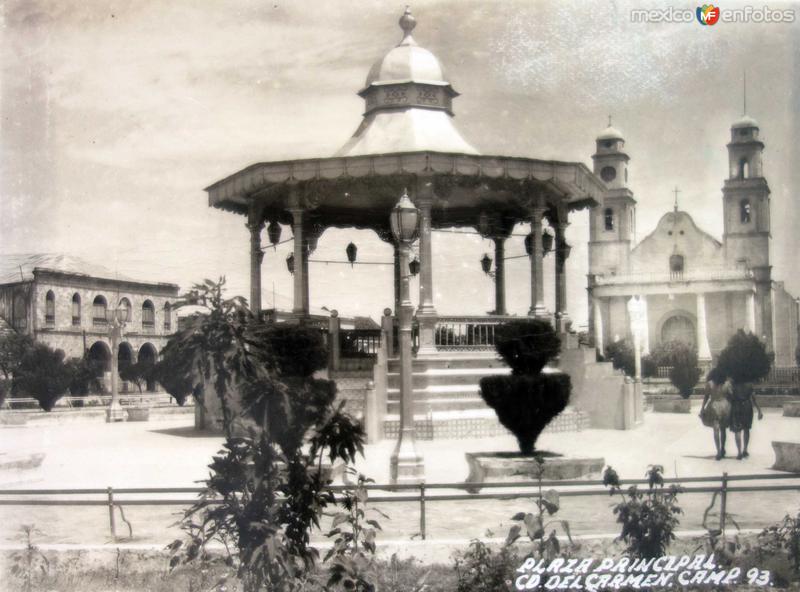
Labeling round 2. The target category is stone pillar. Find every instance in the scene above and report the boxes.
[381,308,395,359]
[554,221,569,330]
[696,292,712,361]
[290,208,307,317]
[593,297,604,356]
[528,205,547,317]
[416,196,437,354]
[301,241,310,315]
[640,295,650,356]
[746,291,756,333]
[493,236,506,315]
[247,220,264,316]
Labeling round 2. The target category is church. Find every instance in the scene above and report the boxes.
[588,114,798,367]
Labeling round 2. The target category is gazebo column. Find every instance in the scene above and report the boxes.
[528,204,547,317]
[416,195,437,354]
[554,221,569,331]
[493,236,506,315]
[290,208,308,317]
[696,292,712,361]
[247,220,264,316]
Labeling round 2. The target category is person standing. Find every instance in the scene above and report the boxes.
[729,379,763,460]
[700,367,732,460]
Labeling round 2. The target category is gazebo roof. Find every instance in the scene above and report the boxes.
[206,9,605,229]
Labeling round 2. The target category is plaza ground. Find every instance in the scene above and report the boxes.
[0,403,798,548]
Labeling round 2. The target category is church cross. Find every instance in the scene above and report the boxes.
[673,186,681,212]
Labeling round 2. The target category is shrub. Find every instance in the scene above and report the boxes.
[166,279,367,592]
[651,341,701,398]
[480,320,570,455]
[118,359,156,393]
[480,373,570,455]
[717,330,772,384]
[493,319,560,375]
[12,343,72,411]
[603,465,682,559]
[453,538,518,592]
[604,339,657,378]
[0,332,34,379]
[64,356,103,397]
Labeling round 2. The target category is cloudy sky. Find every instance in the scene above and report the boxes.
[2,0,799,327]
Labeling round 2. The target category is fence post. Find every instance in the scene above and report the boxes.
[720,472,728,534]
[420,482,426,541]
[107,486,117,541]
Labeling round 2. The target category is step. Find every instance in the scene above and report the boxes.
[387,355,504,371]
[386,384,482,400]
[386,397,487,413]
[386,367,510,388]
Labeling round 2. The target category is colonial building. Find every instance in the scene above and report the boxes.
[0,254,179,388]
[588,116,799,366]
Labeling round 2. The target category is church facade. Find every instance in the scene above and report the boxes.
[588,115,798,367]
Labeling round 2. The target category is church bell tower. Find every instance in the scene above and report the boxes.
[589,121,636,277]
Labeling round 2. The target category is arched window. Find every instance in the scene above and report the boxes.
[142,300,155,328]
[119,298,132,323]
[669,253,685,279]
[72,293,81,326]
[604,208,615,231]
[163,302,172,331]
[740,199,752,224]
[45,291,55,325]
[93,295,108,325]
[738,157,749,180]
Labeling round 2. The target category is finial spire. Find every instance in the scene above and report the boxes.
[608,114,612,127]
[743,70,747,116]
[399,6,417,42]
[673,186,681,212]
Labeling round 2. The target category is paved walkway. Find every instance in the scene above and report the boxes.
[0,403,798,546]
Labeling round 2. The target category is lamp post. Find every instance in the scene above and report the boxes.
[105,304,128,423]
[389,190,424,484]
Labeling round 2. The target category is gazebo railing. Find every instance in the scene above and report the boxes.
[434,315,509,350]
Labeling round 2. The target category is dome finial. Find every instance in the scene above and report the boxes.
[399,6,416,40]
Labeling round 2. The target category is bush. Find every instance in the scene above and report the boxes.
[0,332,34,379]
[453,539,519,592]
[119,359,156,393]
[717,330,772,384]
[12,343,72,411]
[603,465,682,559]
[651,341,701,398]
[480,373,570,455]
[250,323,329,378]
[604,339,657,378]
[480,320,570,455]
[494,319,561,375]
[64,356,103,397]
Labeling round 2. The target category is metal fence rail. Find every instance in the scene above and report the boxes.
[1,472,799,541]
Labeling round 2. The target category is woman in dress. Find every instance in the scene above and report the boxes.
[699,367,732,461]
[729,379,763,460]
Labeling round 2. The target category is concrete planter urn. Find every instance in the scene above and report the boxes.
[653,398,692,414]
[782,401,800,417]
[772,441,800,472]
[126,407,150,422]
[464,452,605,493]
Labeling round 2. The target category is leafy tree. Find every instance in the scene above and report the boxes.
[651,341,701,398]
[604,465,683,559]
[604,338,657,379]
[118,359,156,394]
[64,355,103,396]
[165,279,367,592]
[480,320,570,455]
[12,343,72,411]
[0,332,34,379]
[717,330,772,384]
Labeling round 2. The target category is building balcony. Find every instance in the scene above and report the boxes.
[593,267,753,286]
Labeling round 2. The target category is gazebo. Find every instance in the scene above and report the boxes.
[205,8,606,353]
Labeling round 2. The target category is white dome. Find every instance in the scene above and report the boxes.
[365,42,449,87]
[597,126,624,141]
[732,115,759,129]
